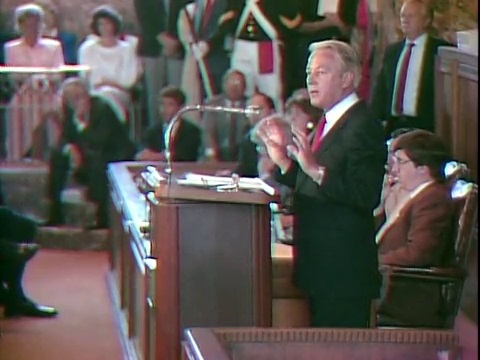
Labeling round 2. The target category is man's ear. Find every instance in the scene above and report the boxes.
[341,71,355,88]
[417,164,430,176]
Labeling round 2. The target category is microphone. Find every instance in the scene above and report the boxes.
[163,104,261,176]
[193,104,261,116]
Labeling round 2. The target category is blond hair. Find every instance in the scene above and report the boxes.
[308,40,362,88]
[14,3,45,33]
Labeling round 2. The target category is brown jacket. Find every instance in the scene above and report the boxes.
[378,182,454,267]
[377,182,455,326]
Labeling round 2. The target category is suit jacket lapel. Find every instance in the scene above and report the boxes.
[313,112,349,157]
[314,101,363,157]
[415,35,433,114]
[297,101,362,187]
[376,181,435,244]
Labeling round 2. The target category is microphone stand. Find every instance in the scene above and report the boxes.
[163,104,260,179]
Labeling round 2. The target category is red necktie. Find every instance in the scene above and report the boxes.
[202,0,214,29]
[394,43,415,115]
[78,113,88,129]
[311,115,327,152]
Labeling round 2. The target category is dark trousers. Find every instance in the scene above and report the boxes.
[48,148,109,226]
[378,277,444,327]
[0,206,37,243]
[309,295,373,328]
[0,249,28,304]
[0,207,37,304]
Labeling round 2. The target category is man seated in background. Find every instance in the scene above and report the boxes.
[0,206,58,318]
[374,127,417,222]
[202,69,249,162]
[217,92,276,178]
[376,129,455,327]
[135,86,201,162]
[46,77,136,229]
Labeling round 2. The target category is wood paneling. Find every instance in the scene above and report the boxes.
[435,46,478,181]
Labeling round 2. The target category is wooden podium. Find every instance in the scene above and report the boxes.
[149,163,274,360]
[107,162,275,360]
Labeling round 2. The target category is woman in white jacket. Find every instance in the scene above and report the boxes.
[78,5,141,123]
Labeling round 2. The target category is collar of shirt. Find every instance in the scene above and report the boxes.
[323,92,360,136]
[406,32,428,48]
[73,112,89,132]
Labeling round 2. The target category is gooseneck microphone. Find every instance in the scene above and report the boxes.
[164,104,261,176]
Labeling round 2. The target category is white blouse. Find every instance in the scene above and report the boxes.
[78,39,140,89]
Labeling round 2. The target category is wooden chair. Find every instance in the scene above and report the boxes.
[375,179,478,329]
[444,160,471,187]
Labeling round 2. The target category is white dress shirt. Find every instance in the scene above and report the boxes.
[322,92,360,137]
[391,33,428,117]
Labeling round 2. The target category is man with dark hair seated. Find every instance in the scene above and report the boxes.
[376,129,455,326]
[0,206,58,317]
[374,127,418,221]
[135,86,201,162]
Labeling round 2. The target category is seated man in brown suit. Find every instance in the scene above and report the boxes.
[374,127,417,222]
[376,129,454,326]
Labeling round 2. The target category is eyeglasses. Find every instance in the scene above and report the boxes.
[392,155,413,165]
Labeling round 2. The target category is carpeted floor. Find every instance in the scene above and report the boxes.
[0,250,124,360]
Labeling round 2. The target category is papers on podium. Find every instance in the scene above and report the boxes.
[317,0,340,16]
[177,172,276,196]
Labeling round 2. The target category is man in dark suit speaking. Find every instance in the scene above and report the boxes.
[259,40,386,327]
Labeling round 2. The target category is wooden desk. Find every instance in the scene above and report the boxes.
[107,162,306,360]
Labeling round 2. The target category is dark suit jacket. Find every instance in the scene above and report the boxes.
[134,0,191,57]
[276,100,386,299]
[378,182,454,266]
[235,132,259,177]
[61,95,136,164]
[370,35,453,132]
[142,118,202,162]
